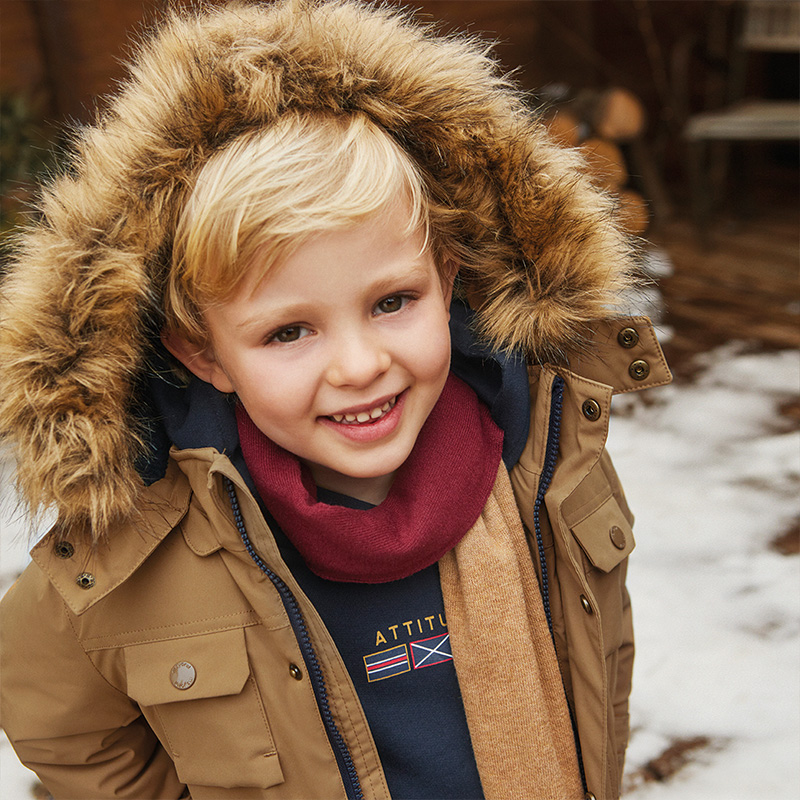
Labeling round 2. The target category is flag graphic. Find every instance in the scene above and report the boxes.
[364,645,410,682]
[411,633,452,669]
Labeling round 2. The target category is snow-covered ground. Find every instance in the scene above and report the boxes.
[1,344,798,798]
[613,344,800,800]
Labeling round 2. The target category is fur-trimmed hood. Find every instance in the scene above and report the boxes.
[0,0,637,536]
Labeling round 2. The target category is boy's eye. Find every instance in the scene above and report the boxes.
[375,295,409,315]
[270,325,310,344]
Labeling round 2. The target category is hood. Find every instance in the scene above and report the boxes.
[0,0,636,537]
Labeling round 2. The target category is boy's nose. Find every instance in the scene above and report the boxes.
[326,333,391,388]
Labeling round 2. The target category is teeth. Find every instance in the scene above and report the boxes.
[330,396,397,425]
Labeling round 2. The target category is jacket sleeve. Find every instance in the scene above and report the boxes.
[0,562,187,800]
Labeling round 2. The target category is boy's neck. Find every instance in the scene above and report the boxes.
[303,462,395,506]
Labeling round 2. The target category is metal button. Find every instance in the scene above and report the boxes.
[617,327,639,348]
[582,398,601,421]
[289,663,303,681]
[580,595,593,615]
[629,359,650,381]
[609,525,627,550]
[585,793,597,800]
[54,541,75,559]
[170,661,196,690]
[75,572,95,589]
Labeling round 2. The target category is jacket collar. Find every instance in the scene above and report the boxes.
[512,316,671,513]
[564,316,672,395]
[30,458,191,616]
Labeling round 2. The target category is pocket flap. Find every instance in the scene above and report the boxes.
[571,494,635,573]
[126,628,250,705]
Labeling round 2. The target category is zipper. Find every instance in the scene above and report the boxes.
[532,373,564,637]
[531,373,588,793]
[223,476,364,800]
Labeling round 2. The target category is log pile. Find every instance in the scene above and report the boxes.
[543,87,650,236]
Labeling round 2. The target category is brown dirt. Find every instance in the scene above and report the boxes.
[778,398,800,432]
[31,782,53,800]
[625,735,717,789]
[771,520,800,556]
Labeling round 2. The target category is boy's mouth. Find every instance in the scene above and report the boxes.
[328,395,398,425]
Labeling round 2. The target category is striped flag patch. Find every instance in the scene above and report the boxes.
[364,644,410,682]
[410,633,452,669]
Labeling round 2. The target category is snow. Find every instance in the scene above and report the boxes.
[1,344,798,798]
[611,345,800,799]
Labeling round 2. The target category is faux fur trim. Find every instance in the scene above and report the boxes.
[0,0,636,537]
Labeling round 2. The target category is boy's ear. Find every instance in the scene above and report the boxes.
[160,329,235,394]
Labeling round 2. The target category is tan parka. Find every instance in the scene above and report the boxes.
[0,2,672,798]
[1,318,670,800]
[2,318,669,800]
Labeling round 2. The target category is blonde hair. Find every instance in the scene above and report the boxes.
[166,112,435,345]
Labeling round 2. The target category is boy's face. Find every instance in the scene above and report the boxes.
[167,203,454,504]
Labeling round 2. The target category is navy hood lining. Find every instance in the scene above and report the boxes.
[139,299,530,485]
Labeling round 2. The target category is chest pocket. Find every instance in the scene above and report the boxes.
[571,494,634,572]
[125,627,284,790]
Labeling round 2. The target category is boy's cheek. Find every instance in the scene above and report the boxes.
[423,323,453,370]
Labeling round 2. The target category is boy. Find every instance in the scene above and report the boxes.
[0,2,671,799]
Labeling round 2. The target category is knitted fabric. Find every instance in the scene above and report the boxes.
[237,374,504,583]
[439,464,584,800]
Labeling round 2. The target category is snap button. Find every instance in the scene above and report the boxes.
[582,398,601,421]
[289,663,303,681]
[54,541,75,559]
[609,525,626,549]
[617,327,639,348]
[170,661,196,690]
[580,595,593,614]
[585,792,597,800]
[629,359,650,381]
[75,572,95,589]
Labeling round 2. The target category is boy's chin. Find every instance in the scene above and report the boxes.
[304,460,402,505]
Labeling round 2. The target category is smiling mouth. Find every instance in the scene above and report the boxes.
[329,395,398,425]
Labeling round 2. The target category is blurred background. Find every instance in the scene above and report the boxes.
[1,1,798,798]
[2,0,798,371]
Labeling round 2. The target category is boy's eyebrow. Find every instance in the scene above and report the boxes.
[235,301,311,331]
[366,263,432,296]
[235,262,434,332]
